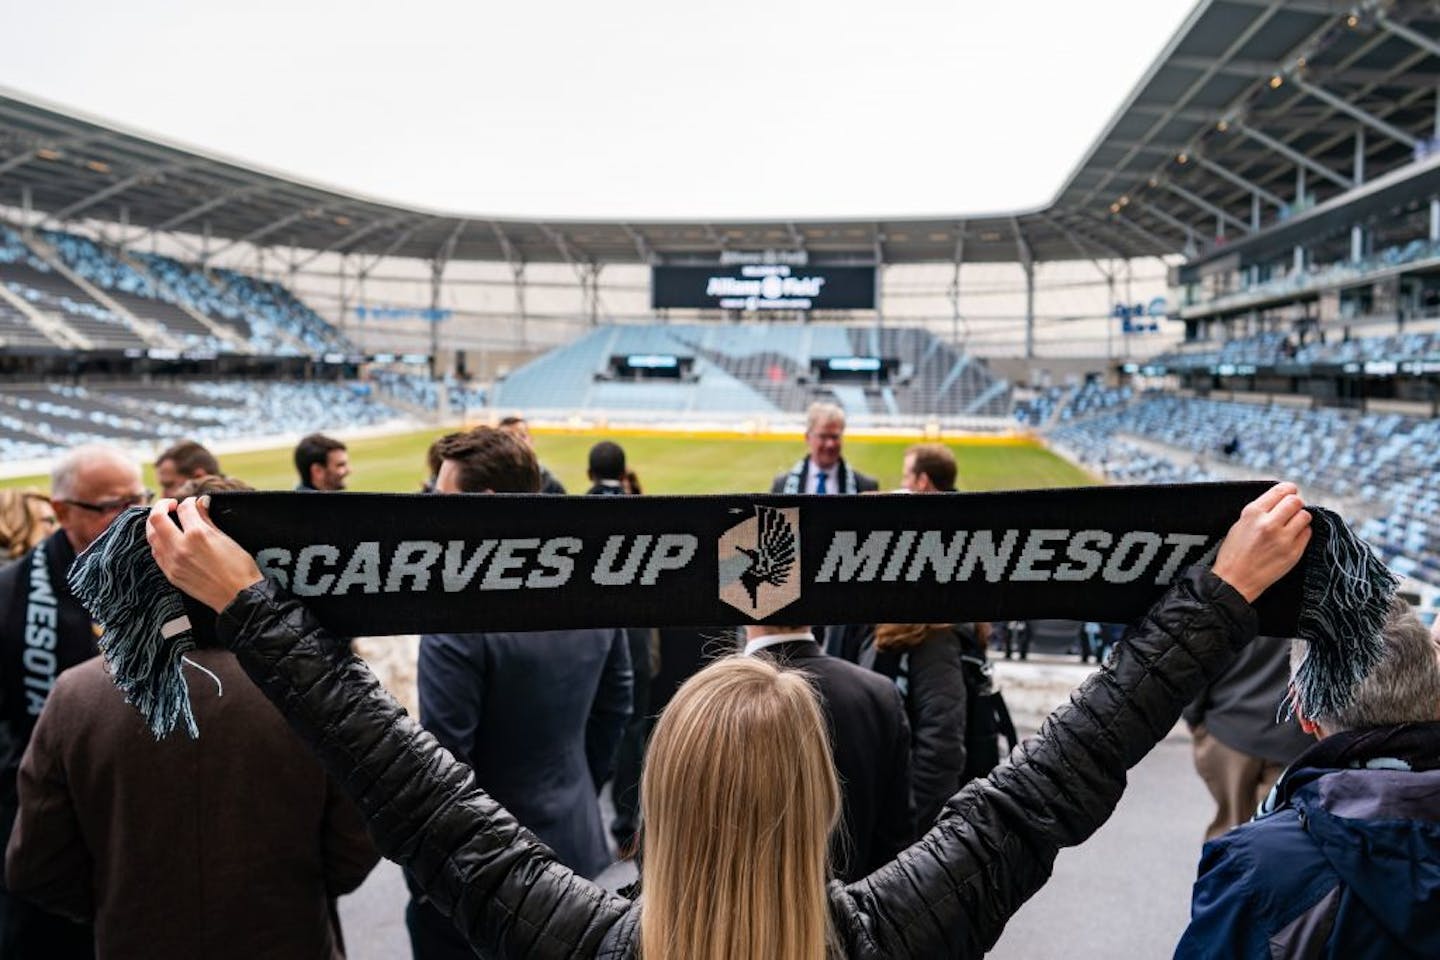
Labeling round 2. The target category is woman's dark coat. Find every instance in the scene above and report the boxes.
[218,567,1256,958]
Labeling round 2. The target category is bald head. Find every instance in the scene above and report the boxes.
[50,445,146,553]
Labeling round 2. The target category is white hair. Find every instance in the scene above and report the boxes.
[1290,597,1440,732]
[805,402,846,434]
[50,444,140,499]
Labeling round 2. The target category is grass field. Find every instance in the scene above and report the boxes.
[1,428,1096,495]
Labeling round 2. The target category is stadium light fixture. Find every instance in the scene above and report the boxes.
[1177,153,1189,164]
[1346,13,1359,28]
[1269,75,1284,89]
[1216,120,1229,132]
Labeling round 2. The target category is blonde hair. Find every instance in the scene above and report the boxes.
[640,656,839,960]
[0,488,55,561]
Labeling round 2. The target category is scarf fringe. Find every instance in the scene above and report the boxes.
[67,507,200,739]
[1285,506,1398,722]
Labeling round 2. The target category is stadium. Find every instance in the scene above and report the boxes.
[1,1,1439,956]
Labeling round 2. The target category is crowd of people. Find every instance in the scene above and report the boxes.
[0,401,1434,958]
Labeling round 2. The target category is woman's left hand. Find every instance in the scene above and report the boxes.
[147,496,263,613]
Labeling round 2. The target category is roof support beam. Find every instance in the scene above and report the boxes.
[1060,211,1135,260]
[621,223,655,264]
[489,221,520,267]
[1376,12,1440,61]
[943,221,966,344]
[45,162,187,224]
[1233,121,1353,190]
[1219,0,1350,11]
[0,133,111,177]
[357,220,427,275]
[702,223,726,253]
[1011,217,1035,358]
[291,215,409,271]
[1131,199,1200,248]
[148,185,268,235]
[206,208,316,261]
[435,218,467,264]
[1079,0,1283,207]
[1290,77,1419,149]
[536,223,583,268]
[1205,28,1417,202]
[1159,181,1251,235]
[1040,212,1117,274]
[1092,210,1186,256]
[1191,155,1286,209]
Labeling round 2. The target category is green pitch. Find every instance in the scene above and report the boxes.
[1,428,1094,495]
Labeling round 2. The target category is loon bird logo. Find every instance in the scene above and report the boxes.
[718,505,801,619]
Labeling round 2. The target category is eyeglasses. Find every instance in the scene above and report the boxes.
[60,491,153,514]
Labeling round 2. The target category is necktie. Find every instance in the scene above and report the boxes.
[816,471,828,494]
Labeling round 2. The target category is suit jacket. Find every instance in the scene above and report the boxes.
[769,455,878,494]
[416,628,632,880]
[5,650,379,959]
[756,639,913,881]
[0,531,97,818]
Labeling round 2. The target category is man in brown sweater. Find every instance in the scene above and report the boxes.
[5,642,381,958]
[5,481,380,959]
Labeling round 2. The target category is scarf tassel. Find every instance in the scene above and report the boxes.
[67,506,201,739]
[1285,506,1398,723]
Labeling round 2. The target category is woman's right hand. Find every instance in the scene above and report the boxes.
[147,496,264,613]
[1210,482,1312,604]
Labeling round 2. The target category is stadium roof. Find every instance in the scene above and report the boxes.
[1,0,1437,267]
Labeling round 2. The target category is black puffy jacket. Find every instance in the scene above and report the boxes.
[218,566,1256,959]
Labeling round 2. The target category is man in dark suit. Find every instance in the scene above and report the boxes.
[407,428,632,960]
[743,624,913,881]
[770,402,878,495]
[0,443,149,959]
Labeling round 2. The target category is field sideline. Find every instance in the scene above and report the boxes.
[1,427,1096,495]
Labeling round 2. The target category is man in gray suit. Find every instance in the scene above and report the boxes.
[406,427,632,960]
[770,402,878,495]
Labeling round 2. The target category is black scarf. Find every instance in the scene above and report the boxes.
[69,482,1395,738]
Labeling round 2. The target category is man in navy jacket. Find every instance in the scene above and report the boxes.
[1176,600,1440,958]
[406,428,632,960]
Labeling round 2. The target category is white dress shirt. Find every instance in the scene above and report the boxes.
[743,631,817,657]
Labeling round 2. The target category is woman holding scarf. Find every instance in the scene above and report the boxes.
[145,483,1312,959]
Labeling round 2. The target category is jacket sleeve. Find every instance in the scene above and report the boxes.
[416,633,485,762]
[218,580,629,958]
[834,567,1257,958]
[320,777,382,897]
[3,677,94,922]
[907,635,968,829]
[1173,833,1266,959]
[585,630,633,790]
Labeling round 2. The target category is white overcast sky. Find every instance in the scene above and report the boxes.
[1,0,1197,220]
